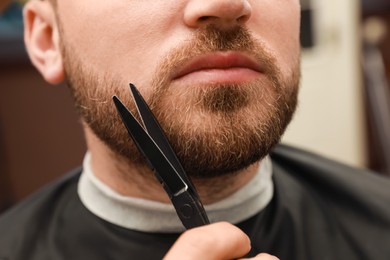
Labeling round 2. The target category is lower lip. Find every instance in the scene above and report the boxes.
[174,68,262,85]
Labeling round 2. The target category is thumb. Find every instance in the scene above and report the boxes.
[164,222,251,260]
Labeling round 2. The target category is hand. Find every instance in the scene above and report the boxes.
[164,222,279,260]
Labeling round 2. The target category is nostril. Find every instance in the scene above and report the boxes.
[237,14,249,24]
[198,16,214,22]
[184,1,252,28]
[197,15,246,27]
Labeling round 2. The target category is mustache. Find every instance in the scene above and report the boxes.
[150,25,280,96]
[193,24,256,51]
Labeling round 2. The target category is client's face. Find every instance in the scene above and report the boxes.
[55,0,301,178]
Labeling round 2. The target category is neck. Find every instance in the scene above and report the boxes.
[84,126,259,205]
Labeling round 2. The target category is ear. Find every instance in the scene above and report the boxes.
[24,0,64,84]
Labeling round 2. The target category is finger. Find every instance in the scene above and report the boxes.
[164,222,251,260]
[240,253,280,260]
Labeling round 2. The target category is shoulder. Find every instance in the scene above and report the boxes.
[270,144,390,193]
[270,144,390,203]
[0,167,82,223]
[0,168,82,257]
[267,144,390,259]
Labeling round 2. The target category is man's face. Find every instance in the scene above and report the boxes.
[55,0,301,178]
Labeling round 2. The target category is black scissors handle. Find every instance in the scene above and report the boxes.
[113,84,209,229]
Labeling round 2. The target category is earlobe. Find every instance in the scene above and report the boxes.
[24,1,64,84]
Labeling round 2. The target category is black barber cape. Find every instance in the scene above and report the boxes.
[1,145,390,260]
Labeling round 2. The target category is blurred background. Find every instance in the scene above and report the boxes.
[1,0,390,213]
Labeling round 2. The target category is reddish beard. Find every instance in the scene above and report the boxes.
[61,25,300,178]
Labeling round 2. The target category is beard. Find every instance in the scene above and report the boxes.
[60,25,300,179]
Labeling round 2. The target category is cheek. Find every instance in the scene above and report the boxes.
[57,1,181,86]
[250,1,301,75]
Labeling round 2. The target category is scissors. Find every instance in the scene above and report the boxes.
[113,84,210,229]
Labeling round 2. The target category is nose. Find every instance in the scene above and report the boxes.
[184,0,252,29]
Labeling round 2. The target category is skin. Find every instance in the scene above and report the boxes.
[23,0,301,258]
[164,222,280,259]
[23,0,300,203]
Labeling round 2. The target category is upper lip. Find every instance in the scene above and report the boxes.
[173,51,263,80]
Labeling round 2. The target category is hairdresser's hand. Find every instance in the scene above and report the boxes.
[164,222,279,260]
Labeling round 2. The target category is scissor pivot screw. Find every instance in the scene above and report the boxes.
[179,204,193,219]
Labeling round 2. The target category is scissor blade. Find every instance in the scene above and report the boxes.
[129,84,195,190]
[112,95,186,196]
[113,95,210,228]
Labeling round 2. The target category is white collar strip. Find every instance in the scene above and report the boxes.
[78,152,273,233]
